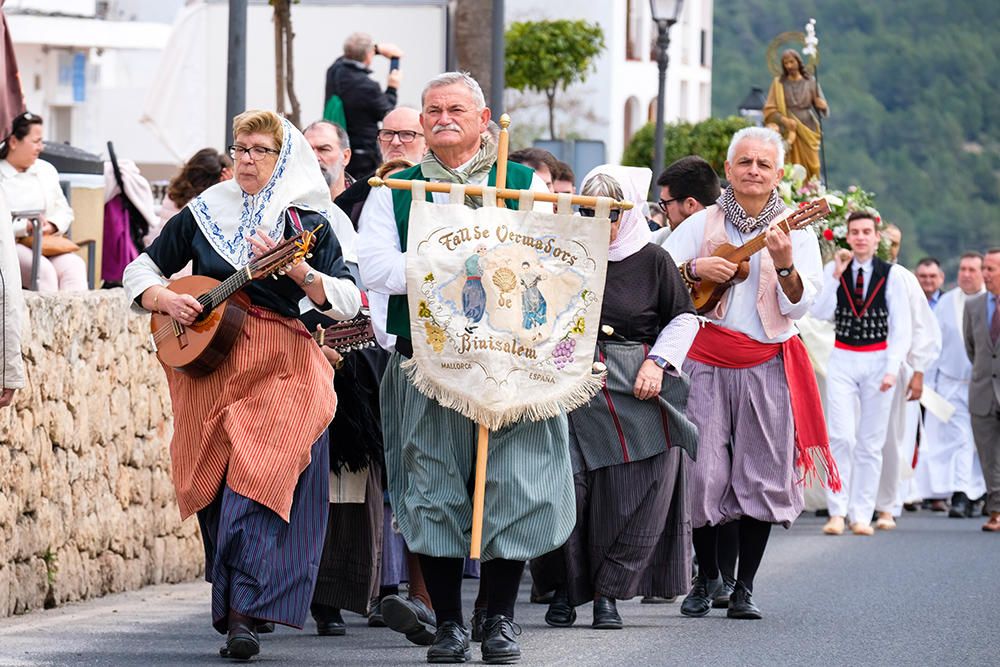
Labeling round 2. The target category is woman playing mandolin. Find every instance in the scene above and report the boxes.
[123,110,361,660]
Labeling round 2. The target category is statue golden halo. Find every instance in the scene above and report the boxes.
[766,31,819,77]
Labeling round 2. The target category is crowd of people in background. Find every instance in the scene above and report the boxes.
[2,28,998,666]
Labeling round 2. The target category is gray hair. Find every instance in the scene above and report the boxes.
[726,126,785,168]
[421,71,486,111]
[303,120,350,150]
[581,173,624,201]
[343,32,374,62]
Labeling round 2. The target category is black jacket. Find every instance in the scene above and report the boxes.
[325,57,397,164]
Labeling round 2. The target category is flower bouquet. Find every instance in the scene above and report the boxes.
[778,164,892,262]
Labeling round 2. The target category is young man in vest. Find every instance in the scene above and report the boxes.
[811,212,912,535]
[358,72,570,664]
[665,127,834,619]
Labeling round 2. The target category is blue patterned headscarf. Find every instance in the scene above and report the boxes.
[188,116,355,269]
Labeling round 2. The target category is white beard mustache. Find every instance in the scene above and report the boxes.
[327,159,344,186]
[432,123,461,134]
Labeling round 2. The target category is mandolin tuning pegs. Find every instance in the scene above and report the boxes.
[271,274,279,280]
[306,253,313,259]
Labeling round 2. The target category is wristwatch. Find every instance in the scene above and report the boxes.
[776,265,795,278]
[302,270,316,286]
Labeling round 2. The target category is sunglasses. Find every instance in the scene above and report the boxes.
[578,207,621,222]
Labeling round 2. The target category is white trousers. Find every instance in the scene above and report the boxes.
[825,347,895,524]
[914,373,986,500]
[877,364,921,516]
[16,244,88,292]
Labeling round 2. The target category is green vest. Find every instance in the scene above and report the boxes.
[386,161,536,340]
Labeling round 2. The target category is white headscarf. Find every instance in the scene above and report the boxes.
[581,164,652,262]
[188,116,357,269]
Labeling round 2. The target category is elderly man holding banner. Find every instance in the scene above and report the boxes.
[359,72,621,664]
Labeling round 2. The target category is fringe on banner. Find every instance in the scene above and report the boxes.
[400,359,607,430]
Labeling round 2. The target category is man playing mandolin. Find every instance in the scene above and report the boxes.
[123,110,361,661]
[665,127,837,620]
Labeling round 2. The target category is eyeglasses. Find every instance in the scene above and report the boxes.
[377,129,423,143]
[657,197,679,212]
[578,207,621,222]
[228,145,279,161]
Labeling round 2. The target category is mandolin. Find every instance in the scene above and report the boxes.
[691,199,830,314]
[150,226,320,377]
[311,313,377,355]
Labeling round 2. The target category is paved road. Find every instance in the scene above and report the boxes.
[1,513,996,666]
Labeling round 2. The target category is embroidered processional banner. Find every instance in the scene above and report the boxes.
[403,183,610,430]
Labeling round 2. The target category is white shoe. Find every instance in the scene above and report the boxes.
[822,516,845,535]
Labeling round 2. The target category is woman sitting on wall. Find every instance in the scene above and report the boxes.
[0,112,88,292]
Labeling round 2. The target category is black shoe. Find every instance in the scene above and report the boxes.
[640,595,677,604]
[254,621,274,634]
[815,508,830,518]
[949,492,973,518]
[903,501,919,512]
[544,589,576,627]
[382,594,437,646]
[727,582,762,619]
[680,574,723,617]
[712,575,736,609]
[470,608,486,643]
[591,596,623,630]
[313,606,346,636]
[481,615,522,664]
[219,621,260,660]
[427,620,471,664]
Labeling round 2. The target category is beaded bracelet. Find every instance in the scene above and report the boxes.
[152,287,163,313]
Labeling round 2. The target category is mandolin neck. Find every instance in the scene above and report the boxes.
[197,266,253,312]
[729,219,789,264]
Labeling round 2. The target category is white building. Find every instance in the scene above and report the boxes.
[505,0,713,164]
[5,0,448,177]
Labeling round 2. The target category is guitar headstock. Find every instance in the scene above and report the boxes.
[786,199,831,231]
[248,224,324,280]
[314,315,376,354]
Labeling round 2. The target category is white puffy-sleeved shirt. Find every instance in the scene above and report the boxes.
[810,258,913,377]
[663,206,824,344]
[0,159,74,237]
[894,264,941,375]
[357,168,551,350]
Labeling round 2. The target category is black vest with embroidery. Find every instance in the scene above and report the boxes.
[834,257,891,348]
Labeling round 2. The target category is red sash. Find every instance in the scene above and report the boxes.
[688,323,842,492]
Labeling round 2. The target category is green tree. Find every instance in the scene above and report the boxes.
[711,0,1000,271]
[621,116,751,175]
[505,20,605,140]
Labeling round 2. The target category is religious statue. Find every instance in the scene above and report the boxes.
[763,49,828,181]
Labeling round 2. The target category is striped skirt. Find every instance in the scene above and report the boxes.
[530,448,691,605]
[381,352,576,561]
[312,464,384,615]
[198,432,330,633]
[683,355,804,528]
[163,308,336,521]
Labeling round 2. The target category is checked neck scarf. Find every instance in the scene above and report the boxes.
[719,186,786,235]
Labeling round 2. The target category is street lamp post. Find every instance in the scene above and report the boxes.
[226,0,248,145]
[650,0,684,187]
[738,87,767,126]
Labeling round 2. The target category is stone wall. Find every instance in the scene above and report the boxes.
[0,290,202,617]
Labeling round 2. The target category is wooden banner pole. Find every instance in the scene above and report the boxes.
[368,177,634,211]
[470,423,490,560]
[469,114,513,561]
